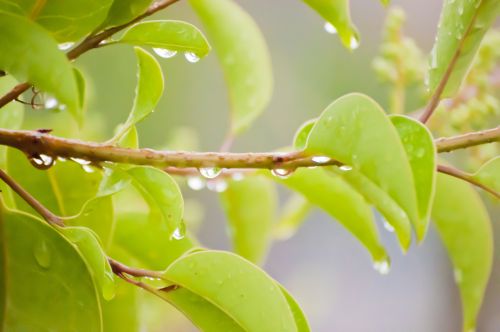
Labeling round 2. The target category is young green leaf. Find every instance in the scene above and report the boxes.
[0,209,102,331]
[104,0,152,27]
[390,115,436,240]
[432,173,493,332]
[189,0,273,135]
[102,280,141,331]
[305,93,419,239]
[127,166,184,238]
[112,47,164,142]
[220,175,277,264]
[278,285,311,332]
[154,287,244,331]
[161,250,297,331]
[59,227,115,301]
[302,0,360,50]
[428,0,500,97]
[0,13,80,122]
[293,118,316,150]
[118,20,211,58]
[274,193,312,240]
[273,168,388,261]
[0,0,113,42]
[73,67,87,109]
[472,156,500,193]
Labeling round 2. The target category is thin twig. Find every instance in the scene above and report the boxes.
[0,0,181,109]
[436,126,500,153]
[419,10,479,124]
[437,164,500,199]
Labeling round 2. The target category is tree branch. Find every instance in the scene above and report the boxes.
[437,164,500,199]
[0,128,496,171]
[0,0,181,109]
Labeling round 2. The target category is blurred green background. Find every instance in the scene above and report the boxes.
[23,0,500,331]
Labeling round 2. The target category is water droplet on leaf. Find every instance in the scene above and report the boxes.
[373,259,390,275]
[153,48,177,58]
[44,96,58,109]
[171,222,186,240]
[184,52,200,63]
[339,165,353,171]
[349,35,360,50]
[58,42,75,51]
[34,240,51,269]
[324,22,337,34]
[383,220,395,233]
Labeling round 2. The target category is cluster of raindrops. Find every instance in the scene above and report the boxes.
[153,48,200,63]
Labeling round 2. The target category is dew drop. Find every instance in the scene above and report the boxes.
[199,167,222,179]
[44,96,58,109]
[271,168,294,179]
[29,154,55,170]
[349,35,360,50]
[153,48,177,58]
[207,180,228,193]
[82,164,95,173]
[171,222,186,240]
[34,240,51,269]
[324,22,337,34]
[383,220,395,233]
[70,157,92,165]
[187,176,205,190]
[184,52,200,63]
[231,172,245,181]
[339,165,353,171]
[58,42,75,51]
[58,157,67,162]
[312,156,331,164]
[373,259,390,275]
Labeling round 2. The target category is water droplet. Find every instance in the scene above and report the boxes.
[184,52,200,63]
[29,154,55,170]
[82,165,95,173]
[187,176,205,190]
[171,222,186,240]
[349,35,360,50]
[58,157,67,162]
[454,268,463,284]
[271,168,294,178]
[70,157,91,165]
[312,156,331,164]
[339,165,353,171]
[231,172,245,181]
[324,22,337,34]
[373,259,390,275]
[44,96,58,109]
[34,240,51,269]
[58,42,74,51]
[207,180,228,193]
[153,48,177,58]
[199,167,221,179]
[383,220,395,233]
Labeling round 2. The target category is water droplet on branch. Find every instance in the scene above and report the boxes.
[312,156,331,164]
[34,240,51,269]
[153,48,177,58]
[58,42,75,51]
[199,167,222,179]
[271,168,294,178]
[29,154,55,170]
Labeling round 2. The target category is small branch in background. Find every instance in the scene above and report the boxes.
[437,164,500,199]
[436,126,500,153]
[0,0,181,109]
[419,11,479,124]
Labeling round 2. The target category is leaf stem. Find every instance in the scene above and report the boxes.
[0,0,181,109]
[437,164,500,199]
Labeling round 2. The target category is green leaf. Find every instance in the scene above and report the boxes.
[428,0,500,97]
[305,94,419,240]
[302,0,359,50]
[73,67,87,109]
[0,13,80,122]
[472,156,500,193]
[189,0,273,135]
[273,168,388,261]
[0,0,113,42]
[102,280,140,331]
[220,175,277,264]
[104,0,152,27]
[154,287,244,331]
[118,20,211,58]
[113,47,164,142]
[0,209,102,331]
[278,285,311,332]
[59,226,115,300]
[390,115,436,240]
[161,250,297,331]
[127,166,184,238]
[293,118,316,150]
[432,173,493,332]
[274,193,312,240]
